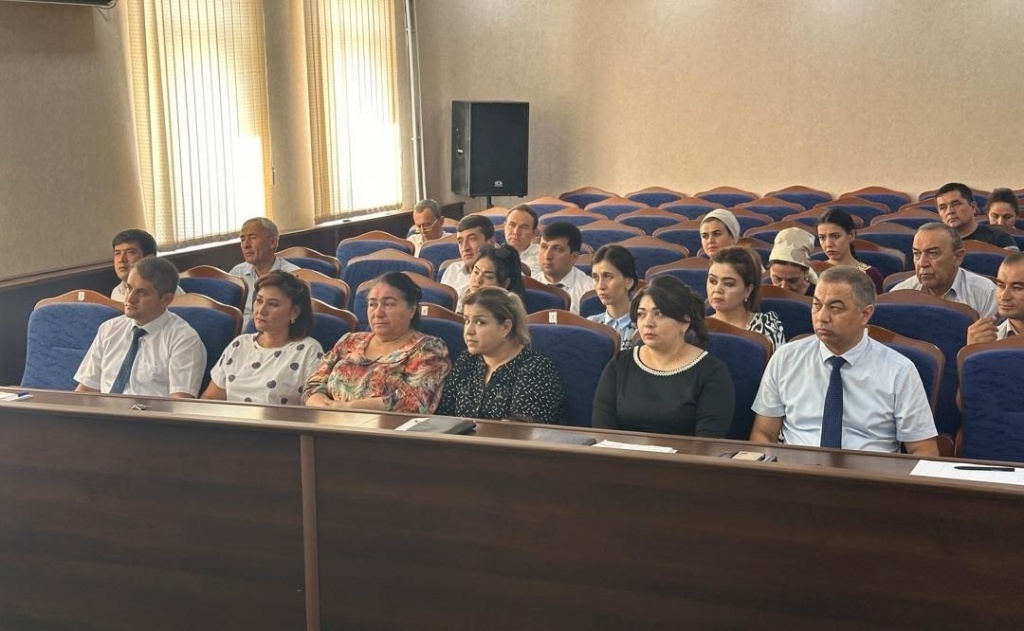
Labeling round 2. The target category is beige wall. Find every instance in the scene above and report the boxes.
[416,0,1024,211]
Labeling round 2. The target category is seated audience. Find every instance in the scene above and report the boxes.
[229,217,299,327]
[110,228,183,301]
[532,222,591,314]
[767,227,818,296]
[708,246,786,350]
[504,204,542,274]
[202,271,323,404]
[698,209,740,258]
[816,207,884,292]
[440,214,496,300]
[966,252,1024,344]
[468,244,526,302]
[437,287,566,424]
[408,199,447,256]
[75,257,206,398]
[986,188,1020,230]
[891,222,997,316]
[588,244,640,349]
[936,182,1017,249]
[750,266,939,455]
[304,271,450,412]
[592,275,734,436]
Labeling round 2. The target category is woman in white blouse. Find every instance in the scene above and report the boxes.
[202,271,323,405]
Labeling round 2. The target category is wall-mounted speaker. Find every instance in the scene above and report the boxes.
[451,101,529,198]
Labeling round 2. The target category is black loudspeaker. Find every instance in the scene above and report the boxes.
[451,101,529,198]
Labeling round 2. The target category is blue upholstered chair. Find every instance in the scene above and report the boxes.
[559,186,616,208]
[651,222,702,255]
[470,207,509,228]
[695,186,758,208]
[735,196,805,223]
[538,208,605,227]
[810,247,908,279]
[962,242,1009,278]
[583,197,646,220]
[732,213,771,234]
[522,276,571,313]
[179,265,247,311]
[402,272,458,312]
[659,197,725,221]
[335,230,414,269]
[527,310,620,427]
[957,336,1024,462]
[341,250,433,306]
[872,291,978,439]
[418,236,461,281]
[613,236,688,278]
[625,186,685,207]
[869,209,940,231]
[578,220,644,251]
[21,290,123,390]
[764,186,833,210]
[578,289,603,318]
[169,294,243,391]
[759,286,814,340]
[293,268,350,310]
[615,208,685,235]
[919,187,990,211]
[417,303,467,360]
[705,318,773,441]
[646,259,711,300]
[526,196,577,216]
[279,246,342,278]
[812,197,891,225]
[856,225,917,265]
[868,325,944,416]
[842,187,912,214]
[744,221,814,247]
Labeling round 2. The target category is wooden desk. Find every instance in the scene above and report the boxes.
[1,390,1022,630]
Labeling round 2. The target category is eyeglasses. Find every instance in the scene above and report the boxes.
[415,217,440,233]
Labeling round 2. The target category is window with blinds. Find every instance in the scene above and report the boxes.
[127,0,272,248]
[305,0,404,221]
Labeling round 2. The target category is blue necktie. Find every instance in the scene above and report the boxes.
[110,327,147,394]
[820,355,846,448]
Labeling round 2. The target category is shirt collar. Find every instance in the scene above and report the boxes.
[816,328,869,365]
[133,310,172,335]
[945,267,970,301]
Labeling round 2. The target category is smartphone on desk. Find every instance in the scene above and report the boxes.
[719,450,777,462]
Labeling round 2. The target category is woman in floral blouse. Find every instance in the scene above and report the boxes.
[303,271,451,412]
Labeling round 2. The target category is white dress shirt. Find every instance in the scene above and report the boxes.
[518,242,541,275]
[752,332,937,452]
[229,257,301,326]
[890,267,997,317]
[440,262,472,300]
[532,266,592,314]
[75,311,207,397]
[997,319,1020,339]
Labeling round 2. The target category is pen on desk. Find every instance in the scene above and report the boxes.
[953,465,1015,472]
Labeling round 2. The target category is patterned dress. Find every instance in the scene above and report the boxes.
[303,331,451,413]
[747,311,787,351]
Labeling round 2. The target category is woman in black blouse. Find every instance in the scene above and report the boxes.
[437,287,566,424]
[592,275,734,436]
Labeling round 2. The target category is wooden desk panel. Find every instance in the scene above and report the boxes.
[0,406,307,631]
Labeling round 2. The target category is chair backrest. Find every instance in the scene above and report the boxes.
[869,208,940,231]
[578,220,645,250]
[841,187,912,214]
[527,196,578,215]
[527,310,620,426]
[521,276,571,313]
[873,290,978,438]
[309,300,358,351]
[613,235,689,277]
[920,187,990,211]
[21,290,124,390]
[652,220,703,254]
[695,186,758,208]
[625,186,685,207]
[169,294,243,391]
[559,186,616,208]
[418,303,467,360]
[764,185,833,210]
[658,196,725,220]
[179,265,248,311]
[882,271,915,292]
[341,250,433,300]
[810,247,908,278]
[743,220,814,245]
[812,196,891,225]
[616,207,688,235]
[335,231,414,269]
[853,224,917,264]
[278,246,342,278]
[403,271,458,312]
[538,207,606,227]
[735,196,805,222]
[646,258,712,298]
[868,325,944,414]
[962,241,1009,278]
[584,197,646,220]
[705,318,773,441]
[293,268,350,310]
[759,286,814,339]
[417,235,461,280]
[957,336,1024,462]
[470,206,510,227]
[578,280,648,320]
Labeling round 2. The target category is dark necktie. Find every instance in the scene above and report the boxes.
[820,355,846,448]
[110,327,147,394]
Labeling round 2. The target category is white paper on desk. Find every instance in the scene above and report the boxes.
[593,440,677,453]
[910,460,1024,486]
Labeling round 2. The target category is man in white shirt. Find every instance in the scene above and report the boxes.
[966,252,1024,344]
[110,229,183,301]
[505,204,541,274]
[531,222,591,314]
[440,214,495,299]
[751,266,939,455]
[229,217,299,326]
[407,199,446,256]
[76,256,206,398]
[890,222,997,317]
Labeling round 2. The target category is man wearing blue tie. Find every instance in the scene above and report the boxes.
[749,266,939,455]
[75,257,206,398]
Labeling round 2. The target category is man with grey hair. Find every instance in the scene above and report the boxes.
[750,266,938,455]
[75,257,206,398]
[890,222,997,317]
[408,199,447,256]
[229,217,299,326]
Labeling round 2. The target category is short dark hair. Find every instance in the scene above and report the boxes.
[936,182,975,205]
[630,275,708,348]
[368,271,422,329]
[592,244,639,293]
[112,229,158,257]
[818,266,877,310]
[1002,251,1024,268]
[473,244,526,300]
[133,256,179,296]
[456,214,496,240]
[540,221,582,253]
[817,207,859,258]
[989,188,1020,216]
[507,203,539,230]
[710,246,764,312]
[254,271,314,340]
